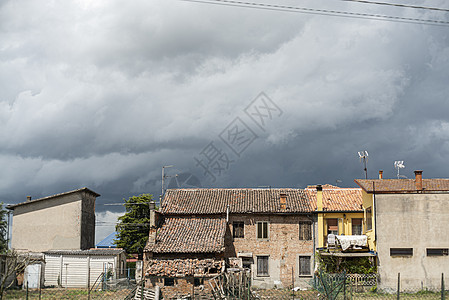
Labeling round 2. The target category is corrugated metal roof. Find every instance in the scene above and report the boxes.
[44,249,124,256]
[162,188,311,214]
[95,232,118,248]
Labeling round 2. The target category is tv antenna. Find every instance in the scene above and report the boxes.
[358,151,369,179]
[161,165,177,200]
[394,161,405,179]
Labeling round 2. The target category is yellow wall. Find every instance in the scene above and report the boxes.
[317,212,364,248]
[361,190,376,252]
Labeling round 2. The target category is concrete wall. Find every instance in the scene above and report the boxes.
[11,191,96,252]
[226,214,314,289]
[375,193,449,291]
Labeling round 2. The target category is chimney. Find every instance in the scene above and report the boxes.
[379,170,383,179]
[280,193,287,210]
[316,185,323,211]
[414,170,423,191]
[27,196,32,202]
[149,201,156,227]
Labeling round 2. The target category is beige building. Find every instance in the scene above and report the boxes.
[355,171,449,291]
[7,188,100,252]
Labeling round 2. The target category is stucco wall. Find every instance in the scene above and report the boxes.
[225,214,314,289]
[376,193,449,291]
[11,192,95,252]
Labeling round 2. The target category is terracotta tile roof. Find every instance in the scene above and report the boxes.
[145,258,224,277]
[305,187,363,212]
[145,217,226,253]
[354,179,449,193]
[162,188,311,214]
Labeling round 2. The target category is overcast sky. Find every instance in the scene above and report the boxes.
[1,0,448,242]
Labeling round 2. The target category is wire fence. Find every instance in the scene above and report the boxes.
[2,271,449,300]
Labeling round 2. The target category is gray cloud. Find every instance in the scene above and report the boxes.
[1,0,449,240]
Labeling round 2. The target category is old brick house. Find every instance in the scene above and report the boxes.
[144,188,316,295]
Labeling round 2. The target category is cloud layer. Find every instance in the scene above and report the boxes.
[1,0,449,240]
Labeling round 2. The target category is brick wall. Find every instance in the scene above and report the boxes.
[226,214,315,288]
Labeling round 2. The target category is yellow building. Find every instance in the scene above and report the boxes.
[305,185,367,250]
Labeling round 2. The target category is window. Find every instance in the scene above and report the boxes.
[257,221,269,239]
[242,257,253,270]
[366,207,372,231]
[299,221,312,240]
[390,248,413,256]
[233,221,244,238]
[327,219,338,235]
[194,278,204,286]
[427,248,449,256]
[257,256,269,276]
[352,218,363,235]
[299,256,311,276]
[164,278,175,286]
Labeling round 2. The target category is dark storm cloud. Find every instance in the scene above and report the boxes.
[1,0,448,241]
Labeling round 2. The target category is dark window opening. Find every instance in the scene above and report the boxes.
[208,268,218,274]
[299,221,312,240]
[164,278,175,286]
[242,257,253,270]
[233,221,244,238]
[194,278,204,286]
[390,248,413,256]
[257,256,269,276]
[427,248,449,256]
[299,256,311,276]
[257,222,269,239]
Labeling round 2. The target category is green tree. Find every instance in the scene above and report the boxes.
[0,203,8,254]
[115,194,153,255]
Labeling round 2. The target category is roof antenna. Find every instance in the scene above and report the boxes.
[358,151,369,179]
[394,161,405,179]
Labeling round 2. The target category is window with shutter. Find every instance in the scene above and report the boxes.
[352,218,363,235]
[299,256,311,275]
[299,222,312,240]
[257,256,269,276]
[257,221,269,239]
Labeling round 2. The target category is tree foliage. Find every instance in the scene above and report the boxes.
[317,252,376,274]
[115,194,153,255]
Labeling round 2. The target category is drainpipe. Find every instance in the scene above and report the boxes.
[372,182,377,250]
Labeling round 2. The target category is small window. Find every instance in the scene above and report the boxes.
[427,248,449,256]
[257,222,269,239]
[233,221,244,238]
[352,218,363,235]
[299,256,311,276]
[257,256,269,276]
[366,207,372,231]
[164,278,175,286]
[390,248,413,256]
[242,257,253,270]
[194,278,204,286]
[299,221,312,240]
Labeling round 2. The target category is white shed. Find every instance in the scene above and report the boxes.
[43,249,126,288]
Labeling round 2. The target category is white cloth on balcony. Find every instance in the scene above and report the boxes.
[336,235,367,251]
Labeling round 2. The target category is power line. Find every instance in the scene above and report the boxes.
[181,0,449,26]
[339,0,449,13]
